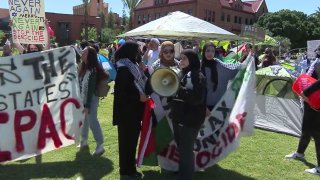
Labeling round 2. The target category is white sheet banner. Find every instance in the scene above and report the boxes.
[158,55,256,171]
[0,46,84,163]
[8,0,48,44]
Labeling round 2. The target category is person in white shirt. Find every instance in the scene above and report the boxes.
[143,38,160,75]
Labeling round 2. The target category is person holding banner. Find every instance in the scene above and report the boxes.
[113,41,148,178]
[201,42,241,112]
[286,47,320,176]
[78,46,108,156]
[169,49,206,180]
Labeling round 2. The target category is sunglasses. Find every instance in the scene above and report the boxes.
[163,49,174,54]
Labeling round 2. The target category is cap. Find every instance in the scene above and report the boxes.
[150,38,160,45]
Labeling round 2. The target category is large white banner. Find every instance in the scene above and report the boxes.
[0,46,84,163]
[156,55,256,171]
[8,0,48,45]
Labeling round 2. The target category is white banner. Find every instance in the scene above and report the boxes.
[157,55,256,171]
[0,47,84,163]
[8,0,48,45]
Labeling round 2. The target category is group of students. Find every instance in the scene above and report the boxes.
[112,39,244,179]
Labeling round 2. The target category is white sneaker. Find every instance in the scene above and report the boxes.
[93,144,105,156]
[305,167,320,176]
[285,152,305,159]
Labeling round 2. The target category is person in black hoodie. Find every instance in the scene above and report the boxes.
[113,41,148,178]
[285,46,320,176]
[169,49,206,180]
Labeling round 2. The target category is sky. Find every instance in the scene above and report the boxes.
[0,0,319,16]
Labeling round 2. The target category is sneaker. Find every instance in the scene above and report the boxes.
[285,152,305,159]
[77,140,88,149]
[93,144,105,156]
[305,167,320,176]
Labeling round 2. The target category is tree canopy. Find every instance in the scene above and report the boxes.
[257,9,320,49]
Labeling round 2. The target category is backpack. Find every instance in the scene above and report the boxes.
[95,78,110,97]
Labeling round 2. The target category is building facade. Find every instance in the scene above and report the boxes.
[73,0,109,17]
[133,0,268,34]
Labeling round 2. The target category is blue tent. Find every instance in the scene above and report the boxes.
[98,54,117,82]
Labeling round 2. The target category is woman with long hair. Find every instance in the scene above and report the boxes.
[113,41,148,178]
[201,42,241,111]
[169,49,206,180]
[78,46,108,156]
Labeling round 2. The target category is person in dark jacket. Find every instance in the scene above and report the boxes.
[113,41,148,178]
[169,49,206,180]
[285,47,320,176]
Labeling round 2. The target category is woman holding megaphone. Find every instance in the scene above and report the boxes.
[286,46,320,176]
[169,49,207,180]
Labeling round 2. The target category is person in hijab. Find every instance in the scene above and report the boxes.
[169,49,206,180]
[113,41,148,178]
[150,41,180,73]
[201,42,241,113]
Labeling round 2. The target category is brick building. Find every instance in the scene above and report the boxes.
[134,0,268,34]
[0,8,102,46]
[73,0,109,17]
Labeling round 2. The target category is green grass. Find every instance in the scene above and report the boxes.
[0,88,319,180]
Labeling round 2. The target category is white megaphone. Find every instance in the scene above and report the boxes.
[150,67,181,97]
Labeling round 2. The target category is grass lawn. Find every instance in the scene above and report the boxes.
[0,88,319,180]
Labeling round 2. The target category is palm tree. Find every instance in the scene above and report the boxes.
[83,0,89,40]
[121,0,141,29]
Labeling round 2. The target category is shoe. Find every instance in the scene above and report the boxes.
[285,152,305,159]
[77,140,88,150]
[120,172,142,178]
[92,144,105,156]
[305,167,320,176]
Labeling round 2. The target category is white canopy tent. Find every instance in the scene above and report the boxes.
[118,11,242,40]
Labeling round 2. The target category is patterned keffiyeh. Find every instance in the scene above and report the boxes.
[117,58,147,95]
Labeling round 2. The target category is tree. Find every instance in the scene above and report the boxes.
[81,27,97,41]
[121,0,141,29]
[106,10,115,29]
[101,27,115,43]
[257,10,309,49]
[0,30,4,42]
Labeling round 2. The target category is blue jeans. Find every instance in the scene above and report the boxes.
[81,95,104,146]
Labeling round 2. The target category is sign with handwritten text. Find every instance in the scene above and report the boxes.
[8,0,48,45]
[0,47,84,163]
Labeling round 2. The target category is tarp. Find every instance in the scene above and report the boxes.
[97,54,116,82]
[118,11,242,40]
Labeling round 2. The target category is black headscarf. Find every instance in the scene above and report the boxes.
[180,49,200,74]
[114,41,139,63]
[201,42,218,91]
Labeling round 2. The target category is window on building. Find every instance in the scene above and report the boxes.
[212,11,215,22]
[245,18,248,24]
[227,14,230,22]
[138,15,141,24]
[208,10,212,22]
[238,17,242,24]
[221,12,225,21]
[250,19,253,25]
[188,9,192,15]
[143,15,146,24]
[234,16,237,23]
[148,14,152,21]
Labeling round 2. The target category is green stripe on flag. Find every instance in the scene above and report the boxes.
[154,117,173,153]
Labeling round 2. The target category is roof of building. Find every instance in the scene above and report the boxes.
[136,0,264,13]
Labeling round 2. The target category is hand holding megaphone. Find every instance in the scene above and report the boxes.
[150,67,181,97]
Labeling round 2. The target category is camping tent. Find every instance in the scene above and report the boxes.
[118,11,242,40]
[254,65,302,137]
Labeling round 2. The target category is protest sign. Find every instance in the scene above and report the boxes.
[0,47,84,163]
[8,0,48,45]
[138,55,256,171]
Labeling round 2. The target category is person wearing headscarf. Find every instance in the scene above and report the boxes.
[285,45,320,176]
[143,38,160,75]
[169,49,206,180]
[150,41,180,74]
[201,42,241,112]
[113,41,148,178]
